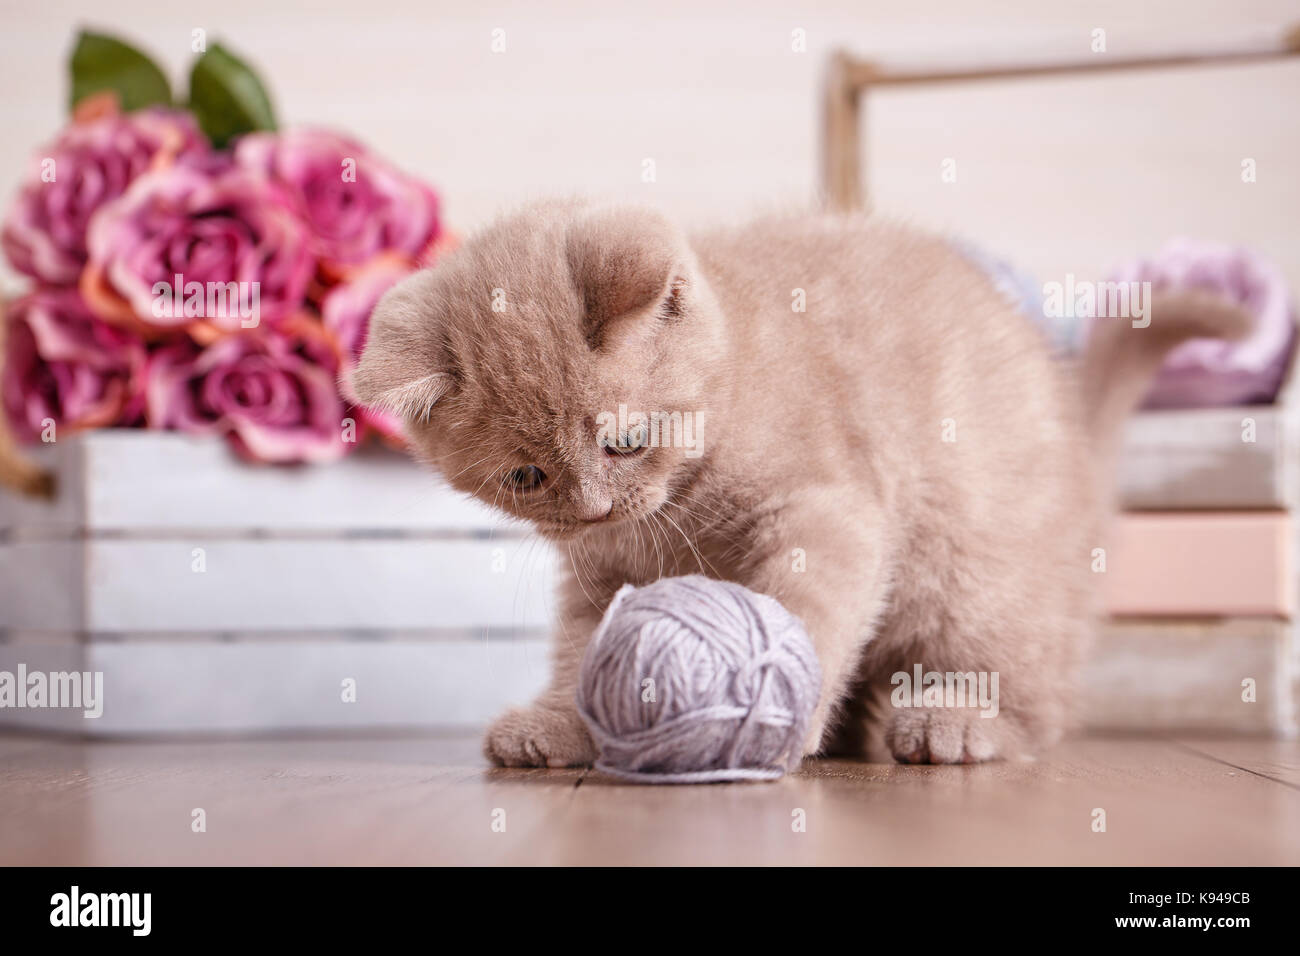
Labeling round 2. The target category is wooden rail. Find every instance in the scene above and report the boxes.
[822,25,1300,210]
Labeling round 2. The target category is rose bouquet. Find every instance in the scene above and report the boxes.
[1,30,444,466]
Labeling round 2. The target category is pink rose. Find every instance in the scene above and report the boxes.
[321,256,413,442]
[2,108,205,285]
[82,163,314,333]
[235,128,440,270]
[145,323,353,464]
[2,289,146,441]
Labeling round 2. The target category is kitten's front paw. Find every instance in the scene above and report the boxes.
[885,709,1003,765]
[484,702,595,768]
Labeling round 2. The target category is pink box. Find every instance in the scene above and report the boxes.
[1103,512,1293,618]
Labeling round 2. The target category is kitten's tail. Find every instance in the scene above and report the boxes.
[1079,288,1254,462]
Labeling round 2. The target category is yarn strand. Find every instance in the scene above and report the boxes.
[575,575,822,784]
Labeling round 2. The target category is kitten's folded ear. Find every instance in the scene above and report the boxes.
[565,206,688,348]
[349,270,455,423]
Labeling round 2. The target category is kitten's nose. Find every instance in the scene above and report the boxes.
[575,492,614,523]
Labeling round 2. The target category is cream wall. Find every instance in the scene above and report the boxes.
[1,0,1297,292]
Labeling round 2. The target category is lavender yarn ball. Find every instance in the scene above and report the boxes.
[1107,239,1297,408]
[576,575,822,784]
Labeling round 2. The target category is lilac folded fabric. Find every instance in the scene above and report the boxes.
[1108,239,1296,409]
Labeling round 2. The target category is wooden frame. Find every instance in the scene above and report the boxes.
[821,25,1300,211]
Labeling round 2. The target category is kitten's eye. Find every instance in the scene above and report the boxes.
[601,425,648,456]
[506,465,546,490]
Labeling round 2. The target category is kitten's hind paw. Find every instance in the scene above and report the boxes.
[484,702,596,768]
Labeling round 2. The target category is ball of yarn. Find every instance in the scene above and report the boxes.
[1107,239,1296,409]
[576,575,822,784]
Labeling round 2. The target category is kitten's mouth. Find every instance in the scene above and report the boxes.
[535,522,595,541]
[534,517,619,540]
[533,505,649,540]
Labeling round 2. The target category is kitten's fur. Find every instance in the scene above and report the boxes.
[354,200,1248,766]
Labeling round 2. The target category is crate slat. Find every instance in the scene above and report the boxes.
[1100,512,1293,617]
[1117,405,1298,510]
[0,538,556,632]
[0,638,550,735]
[1083,619,1294,733]
[0,431,512,534]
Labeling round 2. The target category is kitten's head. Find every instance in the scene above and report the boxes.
[352,200,722,539]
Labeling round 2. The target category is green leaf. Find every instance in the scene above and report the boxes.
[68,30,172,112]
[188,42,276,148]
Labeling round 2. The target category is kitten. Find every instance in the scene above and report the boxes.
[353,199,1248,766]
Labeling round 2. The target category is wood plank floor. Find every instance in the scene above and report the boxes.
[1,732,1297,865]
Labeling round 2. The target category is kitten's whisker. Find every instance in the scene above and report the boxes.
[658,507,716,578]
[663,494,731,530]
[470,453,516,500]
[645,511,670,579]
[661,498,749,563]
[567,540,602,613]
[445,451,504,484]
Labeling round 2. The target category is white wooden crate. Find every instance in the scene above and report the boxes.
[0,432,556,735]
[1115,338,1298,510]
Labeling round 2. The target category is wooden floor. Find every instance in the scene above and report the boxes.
[1,731,1297,865]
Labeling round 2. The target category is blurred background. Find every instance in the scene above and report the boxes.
[0,0,1297,739]
[3,0,1298,290]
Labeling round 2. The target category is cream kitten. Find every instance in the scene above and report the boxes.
[353,199,1248,766]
